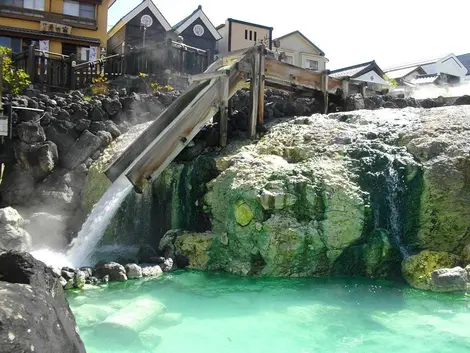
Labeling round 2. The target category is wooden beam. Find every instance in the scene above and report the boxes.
[321,70,329,114]
[341,79,349,100]
[248,51,261,140]
[264,57,322,91]
[258,47,266,126]
[190,70,230,83]
[219,75,230,147]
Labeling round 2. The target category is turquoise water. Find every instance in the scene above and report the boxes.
[68,271,470,353]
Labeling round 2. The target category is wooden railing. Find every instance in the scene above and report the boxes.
[127,39,210,77]
[12,40,211,92]
[0,4,97,29]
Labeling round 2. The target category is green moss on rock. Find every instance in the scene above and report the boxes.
[401,250,460,290]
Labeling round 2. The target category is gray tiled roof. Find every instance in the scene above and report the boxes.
[0,25,101,44]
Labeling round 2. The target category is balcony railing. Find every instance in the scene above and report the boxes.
[0,4,97,29]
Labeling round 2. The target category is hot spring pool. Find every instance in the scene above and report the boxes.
[68,271,470,353]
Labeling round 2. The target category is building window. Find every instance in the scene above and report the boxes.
[63,0,95,19]
[306,59,319,71]
[24,0,44,10]
[0,36,21,53]
[245,30,248,40]
[1,0,44,10]
[284,55,294,65]
[254,31,257,42]
[249,30,252,41]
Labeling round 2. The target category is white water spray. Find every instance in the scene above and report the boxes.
[66,175,133,267]
[384,162,409,259]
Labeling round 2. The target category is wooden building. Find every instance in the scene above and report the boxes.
[216,18,273,56]
[0,0,111,60]
[170,5,222,60]
[107,0,171,54]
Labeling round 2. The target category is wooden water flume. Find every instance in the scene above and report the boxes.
[104,45,342,193]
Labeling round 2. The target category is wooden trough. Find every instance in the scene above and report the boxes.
[105,45,342,193]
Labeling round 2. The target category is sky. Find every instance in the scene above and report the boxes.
[108,0,470,70]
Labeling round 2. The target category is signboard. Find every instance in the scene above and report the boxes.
[40,21,72,35]
[0,114,10,138]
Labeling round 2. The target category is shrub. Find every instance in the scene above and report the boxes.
[0,46,31,94]
[150,83,174,94]
[91,73,109,95]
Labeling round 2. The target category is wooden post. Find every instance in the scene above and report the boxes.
[361,83,367,97]
[166,38,173,72]
[248,49,261,139]
[341,79,349,100]
[219,75,230,147]
[321,69,329,114]
[0,55,3,115]
[27,45,35,81]
[258,46,266,126]
[69,53,76,90]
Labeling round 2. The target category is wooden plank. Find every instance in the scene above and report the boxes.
[264,57,322,91]
[190,70,230,83]
[126,79,222,192]
[258,48,266,126]
[248,51,261,140]
[328,76,343,90]
[105,80,210,182]
[219,75,230,147]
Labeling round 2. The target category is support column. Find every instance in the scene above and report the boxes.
[360,83,367,97]
[219,75,230,147]
[248,50,261,139]
[341,79,350,100]
[321,70,329,114]
[258,46,266,126]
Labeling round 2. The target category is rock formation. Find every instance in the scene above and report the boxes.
[0,251,86,353]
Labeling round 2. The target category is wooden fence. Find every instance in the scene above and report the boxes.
[11,39,210,92]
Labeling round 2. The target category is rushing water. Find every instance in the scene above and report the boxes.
[66,175,133,267]
[384,161,409,258]
[68,272,470,353]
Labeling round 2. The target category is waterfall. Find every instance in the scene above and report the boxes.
[66,175,133,267]
[384,161,409,259]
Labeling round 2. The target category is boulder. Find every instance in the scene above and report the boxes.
[61,130,101,170]
[45,123,79,154]
[140,264,163,277]
[96,130,113,147]
[102,98,122,116]
[0,164,35,206]
[0,207,32,251]
[234,200,254,226]
[453,95,470,106]
[136,244,159,263]
[161,258,174,272]
[17,120,46,144]
[402,251,460,290]
[74,119,91,132]
[125,263,143,279]
[346,94,365,111]
[104,120,121,139]
[89,121,107,133]
[430,267,468,292]
[73,270,87,289]
[392,98,408,108]
[13,140,58,181]
[94,262,127,282]
[90,106,106,121]
[174,232,214,270]
[0,281,86,353]
[419,98,436,109]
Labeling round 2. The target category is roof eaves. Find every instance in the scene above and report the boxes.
[173,6,222,40]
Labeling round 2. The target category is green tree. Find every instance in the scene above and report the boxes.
[0,46,31,95]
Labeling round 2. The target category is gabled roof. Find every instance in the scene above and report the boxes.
[410,73,440,85]
[172,5,222,40]
[108,0,171,38]
[227,18,273,31]
[274,30,325,56]
[457,53,470,76]
[330,61,384,79]
[384,66,425,79]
